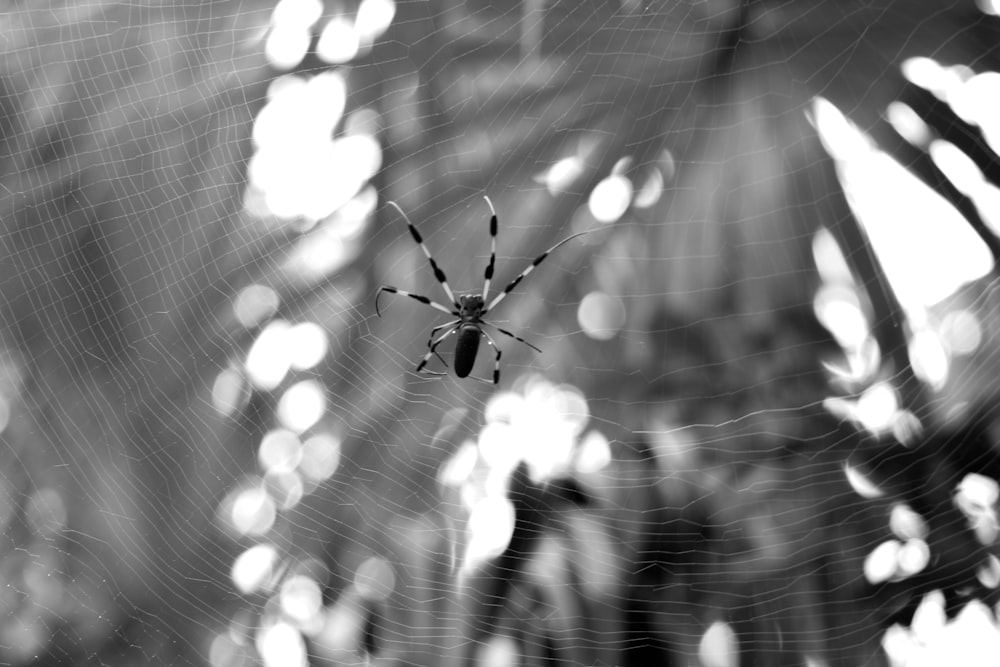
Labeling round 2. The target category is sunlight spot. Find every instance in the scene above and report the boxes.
[977,0,1000,15]
[354,557,395,602]
[318,16,360,64]
[234,284,281,329]
[478,635,519,667]
[940,309,982,356]
[285,228,353,283]
[699,621,738,667]
[232,486,277,536]
[272,0,323,28]
[890,504,928,541]
[478,422,521,472]
[896,538,930,577]
[306,72,349,137]
[633,167,663,208]
[856,382,898,433]
[909,329,949,388]
[812,97,874,161]
[485,391,525,425]
[356,0,396,47]
[281,575,323,624]
[912,591,947,642]
[902,57,957,99]
[578,291,626,340]
[287,322,328,370]
[463,496,515,570]
[259,429,303,474]
[814,285,868,349]
[300,433,341,482]
[812,227,854,285]
[815,97,993,309]
[886,101,933,148]
[439,440,479,487]
[257,622,307,667]
[589,174,632,223]
[931,140,984,195]
[247,320,293,391]
[844,463,884,499]
[266,470,303,510]
[232,544,280,595]
[891,410,924,447]
[316,594,365,653]
[539,156,585,195]
[961,72,1000,152]
[958,473,999,508]
[277,380,326,433]
[864,539,901,584]
[576,430,611,473]
[265,25,311,70]
[979,555,1000,589]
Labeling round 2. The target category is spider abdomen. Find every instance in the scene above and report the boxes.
[454,323,483,378]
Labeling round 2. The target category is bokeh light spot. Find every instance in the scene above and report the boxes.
[699,621,737,667]
[232,486,277,536]
[318,17,360,64]
[257,622,307,667]
[940,309,981,356]
[277,380,326,433]
[576,430,612,473]
[464,496,516,569]
[909,329,949,388]
[232,544,280,595]
[234,284,281,329]
[896,538,930,577]
[540,156,585,194]
[588,175,632,223]
[281,575,323,624]
[247,320,293,391]
[890,503,928,541]
[288,322,329,370]
[578,291,626,340]
[213,365,251,418]
[814,285,868,349]
[272,0,323,29]
[855,382,898,433]
[844,463,884,499]
[299,433,342,482]
[259,429,303,473]
[865,539,902,584]
[265,25,311,70]
[356,0,396,47]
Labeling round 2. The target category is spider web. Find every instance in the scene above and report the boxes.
[1,1,1000,666]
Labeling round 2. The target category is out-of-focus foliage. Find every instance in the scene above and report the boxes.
[1,1,1000,667]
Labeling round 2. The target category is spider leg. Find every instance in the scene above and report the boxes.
[415,324,461,376]
[425,319,461,367]
[485,230,592,313]
[481,320,542,354]
[482,195,497,301]
[386,201,459,308]
[375,286,456,317]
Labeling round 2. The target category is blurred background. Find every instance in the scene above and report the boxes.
[2,1,1000,665]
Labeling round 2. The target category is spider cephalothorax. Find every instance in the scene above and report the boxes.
[457,294,486,318]
[375,196,588,384]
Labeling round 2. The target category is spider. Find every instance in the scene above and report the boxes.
[375,196,589,384]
